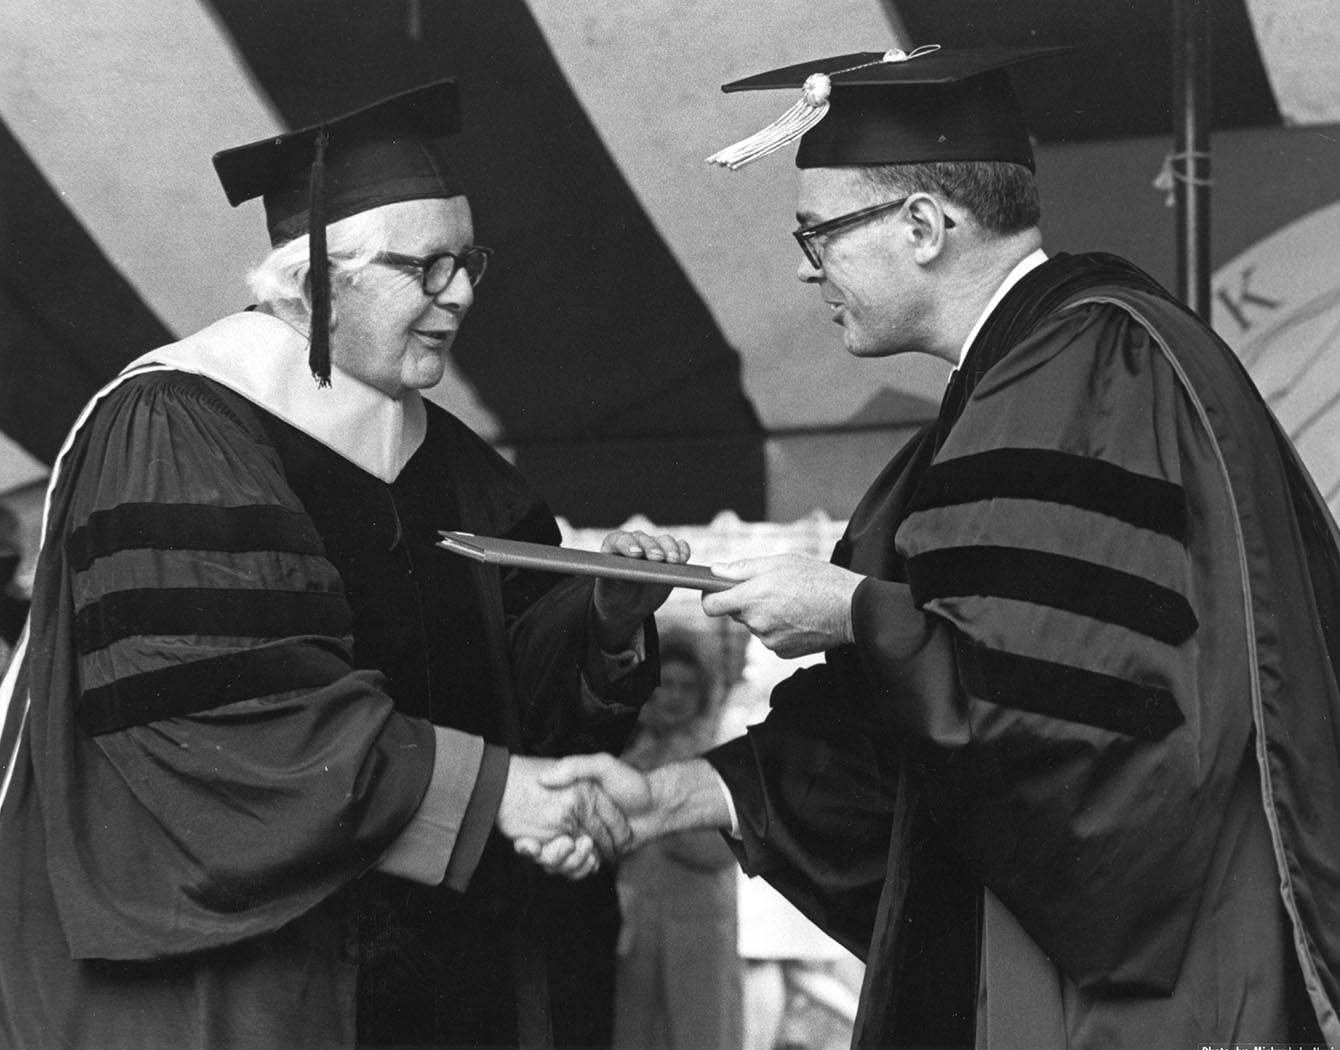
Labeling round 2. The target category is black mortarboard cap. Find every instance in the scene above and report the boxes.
[706,45,1069,172]
[212,80,465,385]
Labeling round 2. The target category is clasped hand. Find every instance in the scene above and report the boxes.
[497,753,732,879]
[496,754,655,879]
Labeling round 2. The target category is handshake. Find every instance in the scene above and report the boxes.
[495,753,729,880]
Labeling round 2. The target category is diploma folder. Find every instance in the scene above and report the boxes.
[437,532,733,593]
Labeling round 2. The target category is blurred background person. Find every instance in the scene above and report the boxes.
[719,637,862,1050]
[612,633,742,1050]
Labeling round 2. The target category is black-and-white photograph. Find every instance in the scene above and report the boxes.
[2,2,1339,1048]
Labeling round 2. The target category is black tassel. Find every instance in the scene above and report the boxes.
[308,127,332,387]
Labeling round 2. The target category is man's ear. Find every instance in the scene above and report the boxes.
[906,194,950,262]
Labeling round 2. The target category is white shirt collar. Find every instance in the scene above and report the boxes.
[955,248,1049,369]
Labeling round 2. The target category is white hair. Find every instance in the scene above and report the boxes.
[245,208,393,308]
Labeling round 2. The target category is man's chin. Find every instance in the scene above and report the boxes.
[842,329,876,357]
[842,327,902,359]
[405,355,449,391]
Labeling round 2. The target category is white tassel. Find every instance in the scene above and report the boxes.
[706,73,832,170]
[706,45,942,171]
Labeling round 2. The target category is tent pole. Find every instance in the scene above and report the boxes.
[1173,0,1212,317]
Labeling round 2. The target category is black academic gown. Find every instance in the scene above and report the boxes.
[0,313,654,1050]
[707,254,1340,1048]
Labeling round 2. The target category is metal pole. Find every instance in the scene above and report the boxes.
[1173,0,1212,317]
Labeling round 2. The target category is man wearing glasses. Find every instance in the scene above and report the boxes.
[538,46,1340,1048]
[0,80,688,1049]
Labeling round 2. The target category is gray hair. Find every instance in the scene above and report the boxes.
[246,208,393,308]
[856,160,1041,235]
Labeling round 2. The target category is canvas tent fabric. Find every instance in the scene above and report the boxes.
[0,0,779,527]
[1211,199,1340,519]
[4,0,1340,528]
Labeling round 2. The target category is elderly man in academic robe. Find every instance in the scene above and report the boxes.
[0,80,688,1050]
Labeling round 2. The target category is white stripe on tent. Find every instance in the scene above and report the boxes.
[0,0,282,337]
[2,0,504,442]
[1212,199,1340,522]
[522,0,950,434]
[0,433,44,495]
[1244,0,1340,125]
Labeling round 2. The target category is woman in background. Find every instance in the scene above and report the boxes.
[612,634,742,1050]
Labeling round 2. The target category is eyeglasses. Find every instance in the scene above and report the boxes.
[371,246,493,294]
[792,197,955,269]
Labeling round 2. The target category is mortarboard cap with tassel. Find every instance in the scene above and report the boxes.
[707,45,1070,173]
[212,80,465,386]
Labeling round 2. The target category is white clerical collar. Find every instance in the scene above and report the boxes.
[955,248,1049,369]
[122,311,427,483]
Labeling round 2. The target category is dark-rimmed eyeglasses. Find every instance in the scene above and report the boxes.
[372,246,493,294]
[793,197,955,269]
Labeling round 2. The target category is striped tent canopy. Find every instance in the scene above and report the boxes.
[3,0,1339,530]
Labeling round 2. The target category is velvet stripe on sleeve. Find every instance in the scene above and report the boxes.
[30,372,440,960]
[887,301,1252,991]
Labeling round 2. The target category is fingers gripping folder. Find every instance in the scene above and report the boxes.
[437,532,733,592]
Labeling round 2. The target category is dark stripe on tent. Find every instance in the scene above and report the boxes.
[0,118,175,464]
[908,448,1188,541]
[207,0,764,526]
[908,545,1198,645]
[67,502,325,572]
[895,1,1281,142]
[958,641,1185,739]
[77,639,351,735]
[75,587,352,654]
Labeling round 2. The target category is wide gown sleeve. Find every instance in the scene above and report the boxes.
[705,657,904,957]
[33,372,477,960]
[890,300,1246,990]
[497,514,658,757]
[713,300,1248,989]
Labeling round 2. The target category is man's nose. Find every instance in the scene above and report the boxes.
[797,254,824,283]
[434,267,474,312]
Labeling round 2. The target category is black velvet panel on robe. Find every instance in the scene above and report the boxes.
[231,382,647,1047]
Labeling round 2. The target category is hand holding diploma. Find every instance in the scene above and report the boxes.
[590,529,692,650]
[701,553,864,657]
